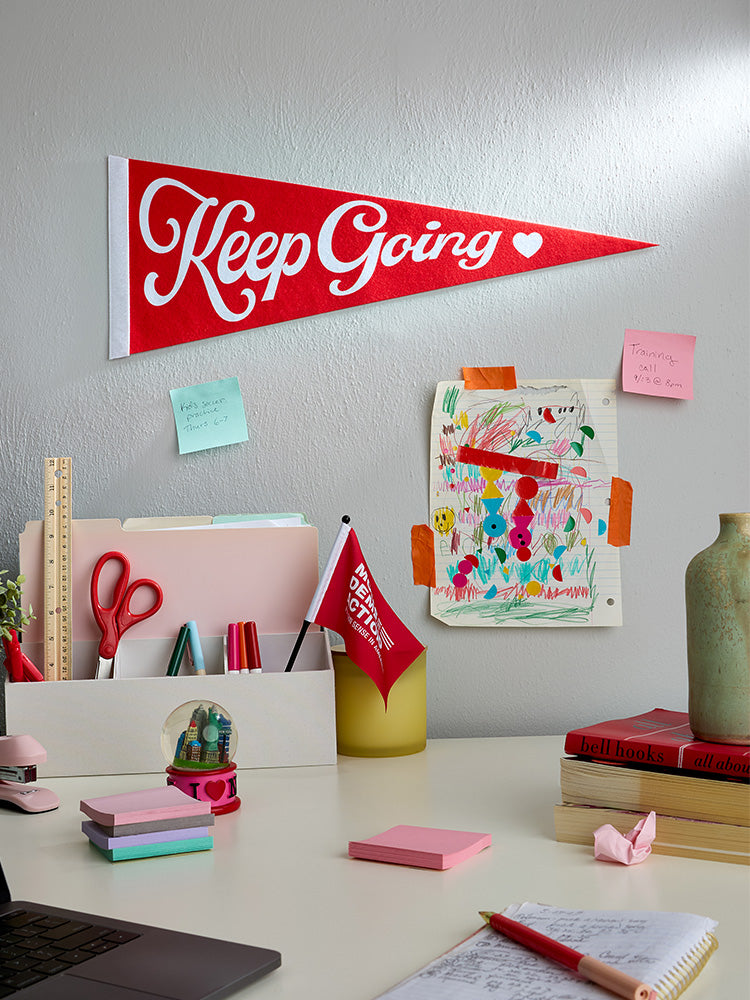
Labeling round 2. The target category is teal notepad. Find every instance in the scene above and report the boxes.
[89,836,214,862]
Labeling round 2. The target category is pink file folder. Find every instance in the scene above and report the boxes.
[19,519,320,643]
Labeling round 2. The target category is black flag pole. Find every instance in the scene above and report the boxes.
[284,516,350,672]
[283,620,310,673]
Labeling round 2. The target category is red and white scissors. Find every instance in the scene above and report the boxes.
[90,551,163,679]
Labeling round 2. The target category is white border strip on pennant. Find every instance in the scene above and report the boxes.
[108,155,130,359]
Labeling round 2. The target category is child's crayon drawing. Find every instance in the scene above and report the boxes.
[429,379,622,627]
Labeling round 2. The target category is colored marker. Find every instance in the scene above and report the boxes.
[166,624,190,677]
[227,623,240,674]
[185,620,206,675]
[237,621,249,673]
[243,621,262,673]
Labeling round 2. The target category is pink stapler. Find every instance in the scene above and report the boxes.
[0,735,60,813]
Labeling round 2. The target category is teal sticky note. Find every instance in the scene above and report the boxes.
[169,377,249,454]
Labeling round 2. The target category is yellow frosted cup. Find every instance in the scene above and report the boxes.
[332,646,426,757]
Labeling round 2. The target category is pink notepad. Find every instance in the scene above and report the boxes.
[80,785,211,827]
[348,825,491,870]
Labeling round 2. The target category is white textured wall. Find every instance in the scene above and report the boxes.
[1,0,747,736]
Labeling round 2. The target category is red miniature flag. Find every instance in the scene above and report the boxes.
[109,156,656,357]
[291,519,424,706]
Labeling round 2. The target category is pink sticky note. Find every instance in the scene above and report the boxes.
[80,785,211,826]
[622,329,696,399]
[348,825,491,870]
[593,811,656,865]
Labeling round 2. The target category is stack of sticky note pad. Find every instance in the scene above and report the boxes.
[348,825,491,870]
[80,786,215,861]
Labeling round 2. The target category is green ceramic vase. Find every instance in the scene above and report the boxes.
[685,513,750,745]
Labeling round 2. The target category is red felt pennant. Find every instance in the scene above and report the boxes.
[109,156,656,357]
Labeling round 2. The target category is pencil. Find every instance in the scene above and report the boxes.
[479,911,655,1000]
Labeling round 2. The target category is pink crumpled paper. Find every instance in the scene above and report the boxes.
[593,810,656,865]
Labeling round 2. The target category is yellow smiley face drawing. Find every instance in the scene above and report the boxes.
[433,507,456,536]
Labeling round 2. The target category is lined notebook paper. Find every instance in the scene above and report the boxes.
[374,903,718,1000]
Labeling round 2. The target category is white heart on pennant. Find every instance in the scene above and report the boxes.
[512,232,543,258]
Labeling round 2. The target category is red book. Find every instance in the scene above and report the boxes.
[564,709,750,780]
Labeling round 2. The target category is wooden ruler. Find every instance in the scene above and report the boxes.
[43,457,72,681]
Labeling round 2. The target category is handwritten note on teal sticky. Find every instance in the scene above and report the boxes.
[170,377,249,454]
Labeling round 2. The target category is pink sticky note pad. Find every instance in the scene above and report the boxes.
[80,785,211,826]
[348,825,491,870]
[622,329,696,399]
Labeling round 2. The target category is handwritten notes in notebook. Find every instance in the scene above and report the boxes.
[374,903,718,1000]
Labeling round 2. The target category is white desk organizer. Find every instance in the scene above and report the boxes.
[6,520,336,777]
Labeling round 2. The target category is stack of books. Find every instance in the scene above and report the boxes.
[80,785,215,862]
[554,708,750,865]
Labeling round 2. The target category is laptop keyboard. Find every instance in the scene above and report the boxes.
[0,909,140,996]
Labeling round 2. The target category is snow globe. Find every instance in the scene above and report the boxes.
[161,700,240,814]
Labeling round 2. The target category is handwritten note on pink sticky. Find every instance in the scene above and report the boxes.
[622,329,696,399]
[593,811,656,865]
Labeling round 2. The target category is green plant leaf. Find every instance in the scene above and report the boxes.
[0,571,36,634]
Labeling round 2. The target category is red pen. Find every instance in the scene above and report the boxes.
[480,911,655,1000]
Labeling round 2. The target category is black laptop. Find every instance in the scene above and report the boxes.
[0,861,280,999]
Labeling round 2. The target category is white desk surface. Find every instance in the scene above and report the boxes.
[1,736,748,999]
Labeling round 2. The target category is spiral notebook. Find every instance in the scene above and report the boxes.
[374,903,718,1000]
